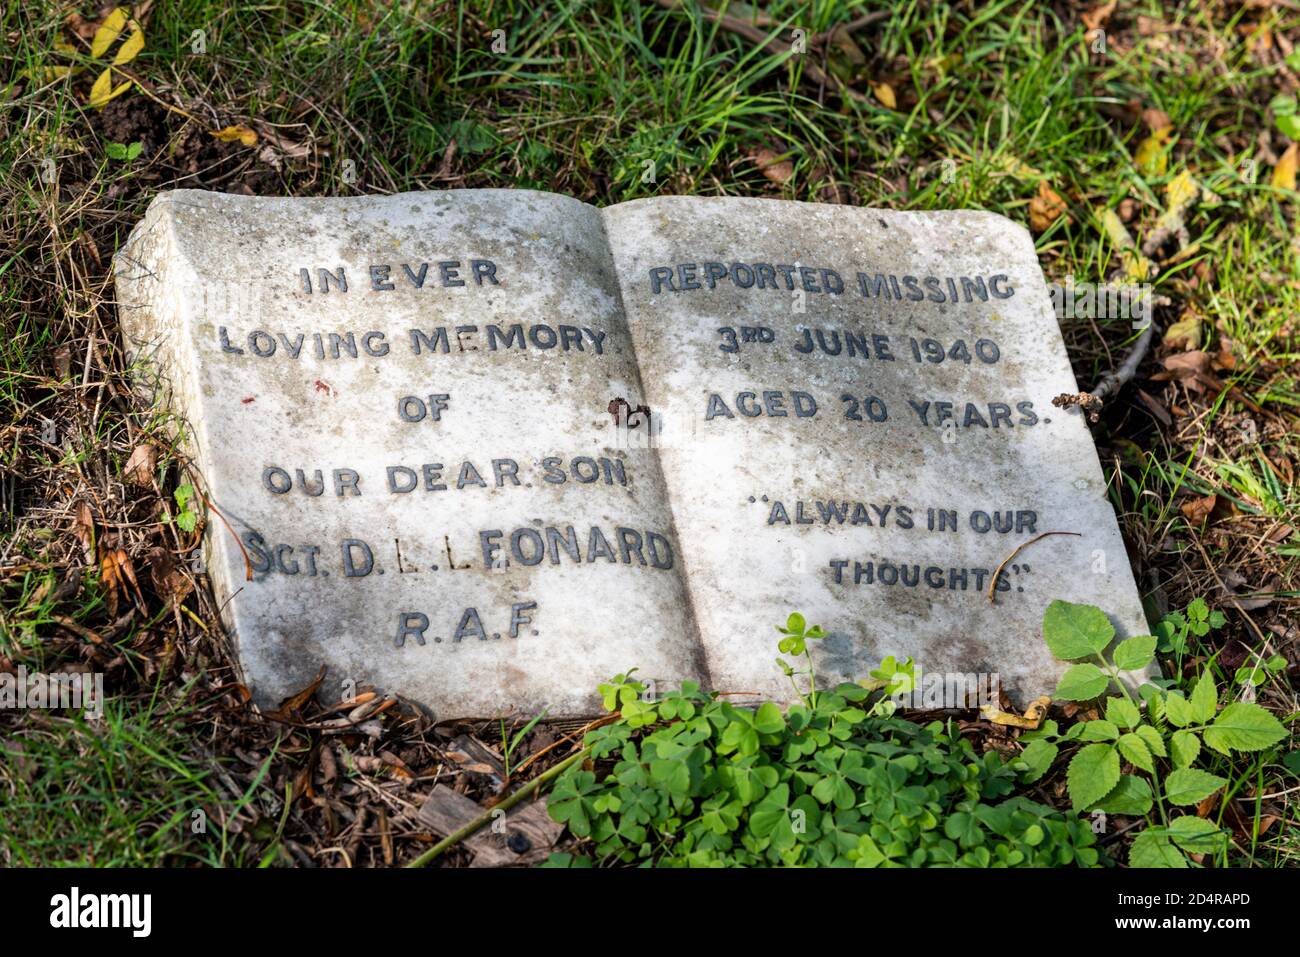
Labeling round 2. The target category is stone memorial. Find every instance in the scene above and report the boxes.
[114,189,1151,717]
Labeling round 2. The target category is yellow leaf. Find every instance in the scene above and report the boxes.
[90,7,128,59]
[1163,311,1202,350]
[212,125,259,147]
[88,68,131,109]
[113,23,145,65]
[1165,169,1198,211]
[88,68,114,107]
[1134,127,1175,179]
[106,80,132,106]
[1099,207,1153,282]
[980,696,1051,729]
[925,53,962,77]
[995,154,1042,179]
[1100,207,1131,248]
[870,81,897,110]
[1272,143,1298,191]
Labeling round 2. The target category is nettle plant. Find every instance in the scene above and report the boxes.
[1019,600,1289,868]
[546,614,1098,868]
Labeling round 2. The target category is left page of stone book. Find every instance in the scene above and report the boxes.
[113,188,706,718]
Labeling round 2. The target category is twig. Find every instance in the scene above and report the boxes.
[406,745,590,867]
[986,531,1082,603]
[1087,319,1156,405]
[1237,783,1300,801]
[815,10,891,45]
[1098,816,1146,846]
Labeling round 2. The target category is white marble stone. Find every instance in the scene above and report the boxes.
[604,197,1150,704]
[115,189,1151,716]
[115,189,704,717]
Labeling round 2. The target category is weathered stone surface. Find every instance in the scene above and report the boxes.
[115,189,1151,717]
[604,197,1150,704]
[115,189,705,717]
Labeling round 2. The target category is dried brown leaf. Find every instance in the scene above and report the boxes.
[1245,24,1273,55]
[1029,181,1068,233]
[64,12,100,41]
[1162,350,1211,377]
[146,546,193,603]
[1136,389,1172,428]
[1081,1,1116,32]
[123,443,156,487]
[1180,494,1217,525]
[753,148,794,185]
[100,548,139,615]
[72,501,95,560]
[266,666,326,721]
[1142,107,1172,132]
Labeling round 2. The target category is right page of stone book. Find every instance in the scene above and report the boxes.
[603,197,1151,703]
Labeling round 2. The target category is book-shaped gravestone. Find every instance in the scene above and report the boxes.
[114,190,1150,718]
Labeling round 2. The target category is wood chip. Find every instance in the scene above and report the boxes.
[416,784,562,866]
[447,734,506,783]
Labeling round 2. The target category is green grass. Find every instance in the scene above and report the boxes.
[1,688,270,866]
[0,0,1296,866]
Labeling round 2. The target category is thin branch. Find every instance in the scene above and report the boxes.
[1087,319,1156,405]
[987,531,1083,604]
